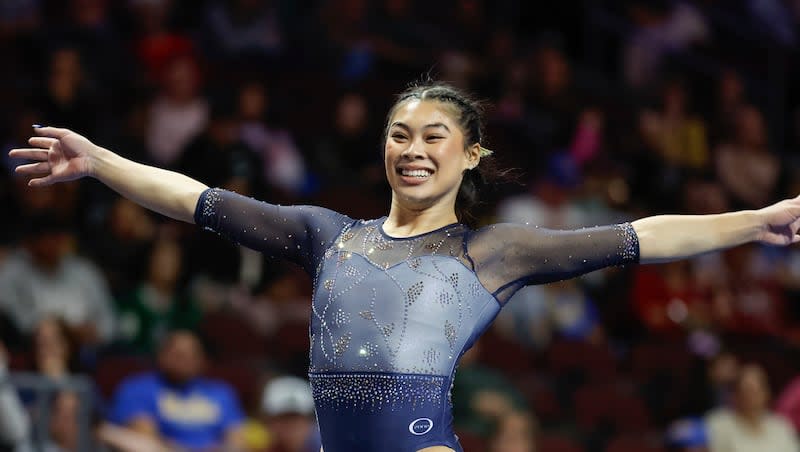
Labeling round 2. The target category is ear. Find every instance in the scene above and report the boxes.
[465,143,481,170]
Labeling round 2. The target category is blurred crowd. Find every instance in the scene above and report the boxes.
[3,0,800,451]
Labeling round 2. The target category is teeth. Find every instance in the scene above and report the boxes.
[401,169,431,178]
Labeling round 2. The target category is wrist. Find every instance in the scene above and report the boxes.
[739,210,765,243]
[88,146,114,180]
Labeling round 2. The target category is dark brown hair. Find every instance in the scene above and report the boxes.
[384,81,506,226]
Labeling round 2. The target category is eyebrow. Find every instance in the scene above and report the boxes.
[390,122,451,133]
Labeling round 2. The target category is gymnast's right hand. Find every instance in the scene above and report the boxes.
[8,126,96,186]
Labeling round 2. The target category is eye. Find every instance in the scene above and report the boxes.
[426,135,444,141]
[391,133,407,140]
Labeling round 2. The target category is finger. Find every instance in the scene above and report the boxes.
[28,136,57,148]
[14,162,51,176]
[8,148,49,161]
[33,126,70,139]
[27,175,55,187]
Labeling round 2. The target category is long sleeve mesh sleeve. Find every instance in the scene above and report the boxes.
[468,222,639,304]
[193,188,354,274]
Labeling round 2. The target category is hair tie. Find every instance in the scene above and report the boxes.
[479,146,494,158]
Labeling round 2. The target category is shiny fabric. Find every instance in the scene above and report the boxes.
[195,188,639,452]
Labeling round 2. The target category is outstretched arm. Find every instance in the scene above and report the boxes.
[471,196,800,304]
[633,195,800,264]
[9,126,207,223]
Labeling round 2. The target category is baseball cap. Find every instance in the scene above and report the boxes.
[261,376,315,416]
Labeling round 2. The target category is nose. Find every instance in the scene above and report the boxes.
[400,138,425,159]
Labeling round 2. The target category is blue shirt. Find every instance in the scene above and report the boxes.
[108,372,244,450]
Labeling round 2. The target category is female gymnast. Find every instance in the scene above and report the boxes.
[10,82,800,452]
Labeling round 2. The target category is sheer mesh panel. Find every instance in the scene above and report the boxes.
[194,188,355,274]
[195,188,639,305]
[468,222,639,304]
[333,218,473,271]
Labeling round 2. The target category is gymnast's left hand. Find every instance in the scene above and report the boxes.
[756,195,800,245]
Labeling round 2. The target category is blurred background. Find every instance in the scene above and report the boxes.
[2,0,800,451]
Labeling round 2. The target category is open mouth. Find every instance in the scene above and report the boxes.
[397,168,433,179]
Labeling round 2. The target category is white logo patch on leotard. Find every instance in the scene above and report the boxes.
[409,418,434,435]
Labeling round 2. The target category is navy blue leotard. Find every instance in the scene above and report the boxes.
[194,188,639,452]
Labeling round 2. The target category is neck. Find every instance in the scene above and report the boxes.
[384,198,459,237]
[736,409,765,429]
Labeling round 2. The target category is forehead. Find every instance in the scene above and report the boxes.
[390,99,459,129]
[164,334,201,352]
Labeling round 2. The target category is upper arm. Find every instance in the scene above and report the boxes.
[469,222,639,304]
[193,188,353,273]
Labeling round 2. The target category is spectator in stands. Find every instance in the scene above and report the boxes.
[525,36,580,160]
[115,238,200,354]
[773,371,800,433]
[313,0,376,81]
[29,317,80,381]
[237,80,310,197]
[259,375,321,452]
[495,156,592,231]
[710,70,747,145]
[144,53,209,167]
[715,105,780,210]
[631,260,709,337]
[0,341,32,452]
[177,91,264,195]
[311,91,383,190]
[665,417,708,451]
[487,410,538,452]
[711,244,786,337]
[684,349,740,417]
[495,279,605,349]
[451,339,528,437]
[202,0,284,61]
[0,214,115,346]
[623,0,709,89]
[44,391,83,452]
[86,197,156,298]
[129,0,195,90]
[18,318,106,452]
[38,46,97,138]
[639,78,709,171]
[706,364,798,451]
[108,330,245,451]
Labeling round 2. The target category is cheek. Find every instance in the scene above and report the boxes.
[383,142,398,162]
[432,146,467,174]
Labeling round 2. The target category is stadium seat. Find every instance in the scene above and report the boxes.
[573,383,651,434]
[199,310,271,361]
[538,433,585,452]
[605,434,665,452]
[454,429,486,452]
[206,361,262,413]
[547,341,618,384]
[93,355,152,399]
[478,330,536,375]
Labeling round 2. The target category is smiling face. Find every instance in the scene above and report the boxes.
[384,99,479,214]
